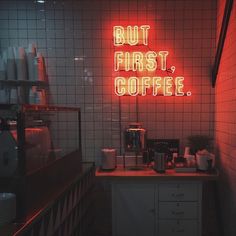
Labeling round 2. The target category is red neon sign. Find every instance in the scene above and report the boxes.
[113,25,150,46]
[113,25,191,97]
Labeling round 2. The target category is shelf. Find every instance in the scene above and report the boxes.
[0,104,81,112]
[0,80,48,88]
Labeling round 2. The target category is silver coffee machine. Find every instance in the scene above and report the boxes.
[123,123,147,168]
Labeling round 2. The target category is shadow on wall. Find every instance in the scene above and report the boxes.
[218,169,236,236]
[215,145,236,236]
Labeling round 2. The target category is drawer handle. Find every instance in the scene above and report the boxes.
[149,209,155,214]
[172,228,185,233]
[171,193,185,198]
[172,211,184,216]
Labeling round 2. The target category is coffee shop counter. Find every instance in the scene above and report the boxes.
[96,166,219,236]
[96,166,219,180]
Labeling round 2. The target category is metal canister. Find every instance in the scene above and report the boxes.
[124,123,146,152]
[153,152,166,173]
[101,148,116,170]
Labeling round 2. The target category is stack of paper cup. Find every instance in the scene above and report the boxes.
[0,57,7,103]
[14,47,28,103]
[0,193,16,226]
[0,57,6,81]
[14,47,27,81]
[27,44,37,103]
[6,47,18,103]
[33,52,47,104]
[6,47,16,81]
[9,88,18,104]
[34,52,46,82]
[27,43,37,81]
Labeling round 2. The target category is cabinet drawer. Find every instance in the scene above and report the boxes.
[158,220,198,236]
[158,202,198,219]
[159,183,199,201]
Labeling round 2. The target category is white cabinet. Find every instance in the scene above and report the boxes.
[112,183,155,236]
[157,182,202,236]
[112,181,202,236]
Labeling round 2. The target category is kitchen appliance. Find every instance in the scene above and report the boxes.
[147,139,179,165]
[124,123,146,152]
[123,123,147,169]
[101,148,116,170]
[153,152,166,173]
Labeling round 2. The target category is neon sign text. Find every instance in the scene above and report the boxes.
[113,25,150,46]
[114,51,169,72]
[114,76,184,96]
[113,25,190,96]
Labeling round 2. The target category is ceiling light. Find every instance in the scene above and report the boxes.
[37,0,45,3]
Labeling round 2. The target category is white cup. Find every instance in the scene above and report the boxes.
[185,154,196,167]
[196,154,209,170]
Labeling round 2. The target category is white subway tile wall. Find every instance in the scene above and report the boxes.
[0,0,216,163]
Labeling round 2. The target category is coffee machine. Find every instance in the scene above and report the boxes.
[147,139,179,172]
[123,123,147,169]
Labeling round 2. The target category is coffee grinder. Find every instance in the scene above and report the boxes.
[123,123,147,169]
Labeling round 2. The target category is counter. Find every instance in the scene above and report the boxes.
[96,166,219,180]
[96,166,219,236]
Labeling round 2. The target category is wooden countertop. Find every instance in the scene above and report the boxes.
[96,166,219,181]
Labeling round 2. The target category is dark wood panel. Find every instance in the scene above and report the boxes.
[24,149,82,220]
[0,150,82,221]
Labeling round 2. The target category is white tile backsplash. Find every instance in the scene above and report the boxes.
[0,0,216,162]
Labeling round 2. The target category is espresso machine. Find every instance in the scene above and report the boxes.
[123,123,147,169]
